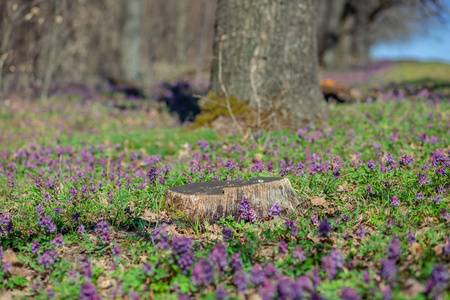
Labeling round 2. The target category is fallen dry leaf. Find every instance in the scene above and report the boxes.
[409,242,422,259]
[2,249,21,267]
[434,244,445,256]
[405,278,426,298]
[311,196,329,208]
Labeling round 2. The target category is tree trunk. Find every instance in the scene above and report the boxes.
[165,177,299,223]
[120,0,143,83]
[320,0,347,68]
[210,0,329,128]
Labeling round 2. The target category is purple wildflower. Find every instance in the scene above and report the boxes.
[80,283,100,300]
[431,265,449,288]
[367,185,374,195]
[143,263,154,276]
[391,195,401,207]
[148,167,157,184]
[1,213,11,226]
[248,209,257,223]
[363,270,370,284]
[387,237,402,259]
[112,245,122,260]
[70,188,78,198]
[381,259,397,280]
[321,254,338,280]
[278,241,289,255]
[341,287,361,300]
[382,286,393,300]
[367,160,376,171]
[268,203,281,217]
[191,259,215,286]
[216,286,228,300]
[284,218,299,236]
[152,225,170,250]
[210,243,228,271]
[50,234,65,249]
[293,246,306,262]
[433,194,443,205]
[416,192,424,201]
[222,227,233,241]
[418,172,431,187]
[358,226,366,237]
[333,165,341,179]
[318,219,332,236]
[406,232,417,245]
[231,253,243,270]
[78,224,87,234]
[239,198,250,213]
[234,270,248,292]
[251,160,266,173]
[31,241,41,255]
[250,264,266,286]
[38,250,57,268]
[2,261,12,273]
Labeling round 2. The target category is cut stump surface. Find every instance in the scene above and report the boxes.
[165,177,300,222]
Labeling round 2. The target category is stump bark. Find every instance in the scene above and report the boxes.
[165,177,300,223]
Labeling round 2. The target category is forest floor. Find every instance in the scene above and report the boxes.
[0,61,449,299]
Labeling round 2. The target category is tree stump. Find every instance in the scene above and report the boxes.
[165,177,300,223]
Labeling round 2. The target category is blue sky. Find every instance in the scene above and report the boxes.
[370,1,450,63]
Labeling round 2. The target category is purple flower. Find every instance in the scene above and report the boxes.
[250,264,266,286]
[406,232,416,245]
[318,219,332,236]
[416,192,424,201]
[292,246,306,262]
[278,241,289,255]
[382,286,392,300]
[222,227,233,241]
[248,209,258,223]
[251,160,266,173]
[172,237,193,256]
[38,215,57,233]
[38,250,57,268]
[433,194,443,205]
[418,172,431,187]
[234,270,248,292]
[198,139,210,151]
[239,198,250,213]
[152,225,170,249]
[95,220,109,234]
[321,254,338,280]
[311,215,319,226]
[431,265,449,288]
[341,287,361,300]
[284,218,299,236]
[148,167,157,184]
[143,263,154,276]
[264,263,280,279]
[31,241,41,255]
[268,203,281,217]
[231,253,243,270]
[112,245,122,260]
[363,270,370,284]
[216,286,228,300]
[367,160,376,171]
[2,261,12,273]
[1,213,11,226]
[80,283,100,300]
[191,259,215,286]
[210,243,228,271]
[78,224,87,234]
[391,195,401,207]
[381,259,396,280]
[387,237,402,259]
[333,165,341,179]
[277,276,294,300]
[358,226,366,237]
[70,188,78,198]
[50,234,65,249]
[367,185,374,195]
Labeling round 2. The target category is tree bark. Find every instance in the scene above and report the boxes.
[210,0,329,128]
[165,177,300,223]
[120,0,143,83]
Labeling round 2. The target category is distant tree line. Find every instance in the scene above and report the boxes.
[0,0,445,99]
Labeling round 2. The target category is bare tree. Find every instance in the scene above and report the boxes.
[210,0,329,128]
[120,0,143,83]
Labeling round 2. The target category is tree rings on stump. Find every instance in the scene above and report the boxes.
[165,177,300,223]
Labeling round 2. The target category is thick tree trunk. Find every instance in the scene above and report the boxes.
[120,0,143,82]
[210,0,329,128]
[165,177,300,223]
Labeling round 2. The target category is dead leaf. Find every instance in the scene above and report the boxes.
[11,267,35,280]
[409,242,422,259]
[311,197,329,208]
[405,278,426,298]
[2,249,21,267]
[254,153,264,161]
[434,244,445,256]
